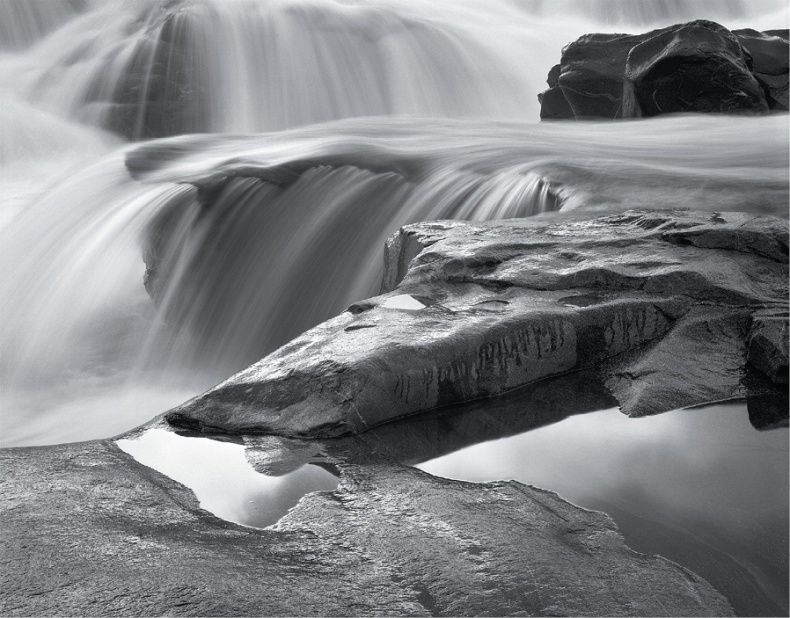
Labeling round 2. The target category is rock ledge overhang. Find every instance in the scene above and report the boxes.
[165,210,789,438]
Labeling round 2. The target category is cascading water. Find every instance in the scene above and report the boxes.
[0,0,788,447]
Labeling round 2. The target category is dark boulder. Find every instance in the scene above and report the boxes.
[748,311,789,384]
[734,28,789,110]
[537,63,575,119]
[539,20,784,119]
[624,20,768,117]
[555,31,650,118]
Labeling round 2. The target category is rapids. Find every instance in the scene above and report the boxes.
[0,0,788,447]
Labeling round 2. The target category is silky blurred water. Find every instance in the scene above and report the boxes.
[0,0,787,448]
[2,4,788,616]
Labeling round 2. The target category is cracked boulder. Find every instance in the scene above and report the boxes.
[734,28,790,110]
[539,20,786,119]
[166,210,788,438]
[623,21,768,117]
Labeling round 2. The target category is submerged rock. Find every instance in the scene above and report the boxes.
[539,20,787,119]
[0,438,734,616]
[166,210,788,438]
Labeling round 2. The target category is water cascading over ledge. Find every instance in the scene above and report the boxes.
[33,0,540,138]
[1,112,788,447]
[1,1,789,616]
[6,0,788,139]
[1,0,788,448]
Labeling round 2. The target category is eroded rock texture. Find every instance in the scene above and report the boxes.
[539,20,788,119]
[0,438,734,617]
[735,28,790,110]
[166,210,788,438]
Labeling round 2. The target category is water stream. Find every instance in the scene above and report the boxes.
[2,0,787,446]
[1,2,788,614]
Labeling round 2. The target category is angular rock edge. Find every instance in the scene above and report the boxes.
[166,210,789,438]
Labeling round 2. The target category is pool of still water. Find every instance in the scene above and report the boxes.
[117,429,339,529]
[118,402,787,616]
[417,402,789,617]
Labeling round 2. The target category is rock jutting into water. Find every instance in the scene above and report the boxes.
[0,435,734,617]
[165,210,789,438]
[538,20,789,119]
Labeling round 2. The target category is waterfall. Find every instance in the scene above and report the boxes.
[3,0,787,136]
[0,0,787,446]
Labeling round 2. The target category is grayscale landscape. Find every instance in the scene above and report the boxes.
[1,0,788,616]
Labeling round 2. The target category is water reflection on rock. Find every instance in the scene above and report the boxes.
[306,372,787,617]
[405,399,788,618]
[117,429,338,529]
[140,369,786,615]
[324,370,618,466]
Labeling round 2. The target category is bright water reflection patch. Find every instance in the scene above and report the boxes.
[117,428,338,529]
[380,294,426,310]
[416,402,789,617]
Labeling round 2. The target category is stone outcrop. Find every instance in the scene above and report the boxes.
[734,28,790,110]
[622,21,768,117]
[0,435,734,616]
[748,311,789,385]
[539,31,648,119]
[165,210,788,438]
[539,20,789,119]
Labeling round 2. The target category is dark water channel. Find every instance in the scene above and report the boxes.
[119,381,788,617]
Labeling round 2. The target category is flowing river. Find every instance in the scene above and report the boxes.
[2,1,788,615]
[1,0,787,446]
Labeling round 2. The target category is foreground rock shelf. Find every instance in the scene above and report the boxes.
[167,210,788,438]
[1,433,735,617]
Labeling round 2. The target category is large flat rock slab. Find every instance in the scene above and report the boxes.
[0,438,733,616]
[166,210,788,438]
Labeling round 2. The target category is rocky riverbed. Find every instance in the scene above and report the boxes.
[2,209,786,616]
[2,5,788,615]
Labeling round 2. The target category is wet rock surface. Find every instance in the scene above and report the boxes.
[539,20,788,119]
[166,210,788,438]
[734,28,790,110]
[0,435,734,617]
